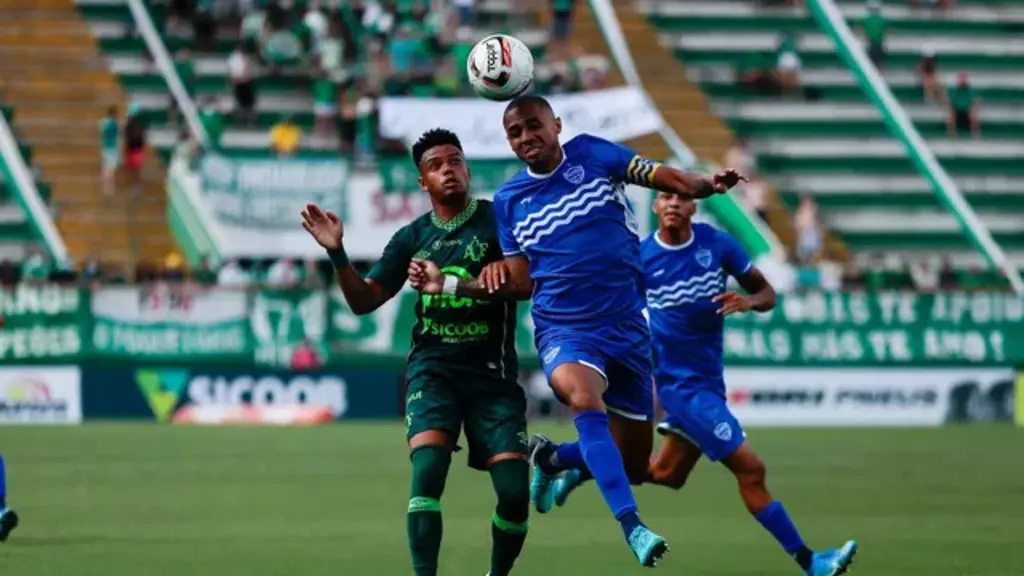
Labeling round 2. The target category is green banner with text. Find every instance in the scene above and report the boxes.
[1,285,1021,366]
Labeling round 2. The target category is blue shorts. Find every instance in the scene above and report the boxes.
[656,385,745,462]
[536,314,654,421]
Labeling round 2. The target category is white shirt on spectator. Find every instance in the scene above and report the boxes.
[266,259,300,287]
[218,262,251,287]
[228,50,253,83]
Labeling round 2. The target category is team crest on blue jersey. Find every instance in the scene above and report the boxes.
[563,164,585,185]
[714,422,733,441]
[543,346,561,365]
[695,249,713,268]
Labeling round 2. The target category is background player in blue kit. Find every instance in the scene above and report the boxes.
[551,190,856,575]
[409,94,744,568]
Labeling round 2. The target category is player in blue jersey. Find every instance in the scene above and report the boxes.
[408,94,744,568]
[543,191,858,575]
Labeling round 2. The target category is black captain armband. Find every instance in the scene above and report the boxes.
[626,156,661,187]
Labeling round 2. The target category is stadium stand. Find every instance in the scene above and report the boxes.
[76,0,609,154]
[0,0,174,267]
[0,105,49,251]
[640,0,1024,269]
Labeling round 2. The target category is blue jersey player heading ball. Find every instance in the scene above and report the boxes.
[409,95,745,568]
[549,191,858,576]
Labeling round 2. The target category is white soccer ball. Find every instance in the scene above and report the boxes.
[466,34,535,101]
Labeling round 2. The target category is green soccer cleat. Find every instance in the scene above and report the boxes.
[0,508,18,543]
[528,435,558,514]
[628,525,669,568]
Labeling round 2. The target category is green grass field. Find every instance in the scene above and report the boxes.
[1,423,1021,575]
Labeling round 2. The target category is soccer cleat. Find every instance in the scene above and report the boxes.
[628,525,669,568]
[553,468,584,508]
[0,508,18,543]
[806,540,858,576]
[528,435,558,514]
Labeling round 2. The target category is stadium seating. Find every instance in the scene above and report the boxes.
[0,0,175,267]
[76,0,572,154]
[641,0,1024,267]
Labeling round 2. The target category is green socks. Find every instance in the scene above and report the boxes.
[407,445,451,576]
[489,459,530,576]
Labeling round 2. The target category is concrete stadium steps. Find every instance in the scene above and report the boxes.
[641,0,1024,267]
[602,0,847,259]
[0,0,174,269]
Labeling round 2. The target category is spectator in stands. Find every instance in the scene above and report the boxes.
[453,0,474,26]
[304,1,330,56]
[550,0,576,62]
[198,96,224,150]
[218,259,251,288]
[338,84,359,153]
[192,0,217,50]
[166,0,195,35]
[312,70,337,139]
[192,254,218,286]
[947,72,980,138]
[123,104,149,196]
[229,43,259,126]
[775,33,801,94]
[794,194,822,264]
[99,105,120,198]
[738,51,781,96]
[0,259,18,287]
[265,258,300,287]
[270,115,302,155]
[860,0,887,68]
[910,257,941,292]
[20,252,51,284]
[80,255,103,287]
[164,253,187,282]
[918,47,945,104]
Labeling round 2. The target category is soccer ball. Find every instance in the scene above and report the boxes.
[467,34,535,101]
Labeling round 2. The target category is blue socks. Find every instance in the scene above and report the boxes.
[553,442,585,470]
[0,454,6,509]
[574,410,641,537]
[755,500,812,567]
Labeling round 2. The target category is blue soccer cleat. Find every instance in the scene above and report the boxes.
[0,507,18,543]
[553,468,584,508]
[806,540,858,576]
[628,525,669,568]
[527,435,558,514]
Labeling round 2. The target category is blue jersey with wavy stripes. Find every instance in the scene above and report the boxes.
[641,223,753,392]
[493,134,658,330]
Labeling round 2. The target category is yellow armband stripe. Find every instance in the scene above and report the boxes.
[626,156,661,187]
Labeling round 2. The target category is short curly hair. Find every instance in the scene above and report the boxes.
[412,128,464,167]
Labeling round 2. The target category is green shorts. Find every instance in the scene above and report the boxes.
[405,374,528,471]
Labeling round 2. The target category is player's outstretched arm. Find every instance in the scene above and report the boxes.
[713,267,777,316]
[647,165,748,200]
[301,203,394,315]
[408,256,533,300]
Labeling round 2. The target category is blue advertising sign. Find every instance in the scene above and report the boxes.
[81,367,403,421]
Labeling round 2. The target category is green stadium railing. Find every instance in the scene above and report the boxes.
[0,108,68,261]
[587,0,784,262]
[807,0,1024,295]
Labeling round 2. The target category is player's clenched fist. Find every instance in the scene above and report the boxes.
[300,203,343,250]
[408,259,444,294]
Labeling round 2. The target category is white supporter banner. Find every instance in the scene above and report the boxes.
[0,367,82,425]
[378,87,663,159]
[724,368,1014,427]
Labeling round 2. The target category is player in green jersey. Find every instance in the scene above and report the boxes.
[301,129,529,576]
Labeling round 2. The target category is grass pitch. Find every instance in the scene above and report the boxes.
[1,423,1021,575]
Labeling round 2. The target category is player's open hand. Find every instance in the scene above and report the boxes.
[301,203,343,250]
[480,261,509,294]
[713,291,751,316]
[711,169,747,192]
[408,259,444,294]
